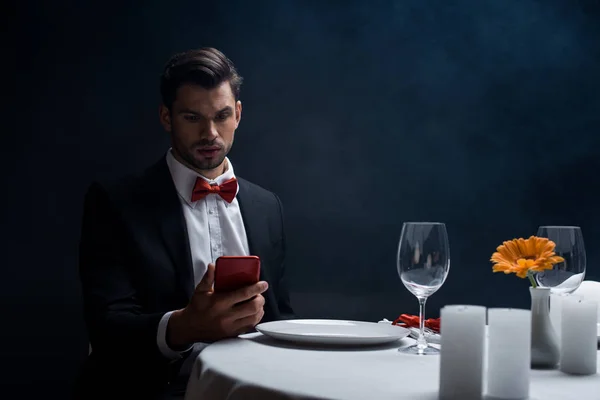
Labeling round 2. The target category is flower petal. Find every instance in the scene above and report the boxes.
[491,236,564,279]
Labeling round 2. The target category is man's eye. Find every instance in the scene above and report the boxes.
[215,113,230,121]
[184,115,199,122]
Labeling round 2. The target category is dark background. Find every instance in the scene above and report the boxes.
[7,0,600,396]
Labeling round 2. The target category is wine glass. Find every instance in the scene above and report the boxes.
[397,222,450,355]
[535,226,586,294]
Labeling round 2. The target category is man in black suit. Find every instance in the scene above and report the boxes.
[75,47,294,399]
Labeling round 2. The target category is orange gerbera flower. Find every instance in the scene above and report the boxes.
[491,236,564,279]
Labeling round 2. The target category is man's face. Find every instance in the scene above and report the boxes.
[160,81,242,175]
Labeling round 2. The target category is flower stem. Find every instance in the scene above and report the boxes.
[527,271,537,288]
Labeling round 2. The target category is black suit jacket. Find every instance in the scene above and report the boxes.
[75,156,294,399]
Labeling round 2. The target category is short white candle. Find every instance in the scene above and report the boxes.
[438,305,486,400]
[486,308,531,400]
[560,297,598,375]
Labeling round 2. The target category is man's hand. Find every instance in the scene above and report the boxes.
[167,263,268,348]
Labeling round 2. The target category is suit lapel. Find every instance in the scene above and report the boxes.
[236,179,264,263]
[237,179,280,320]
[147,159,195,301]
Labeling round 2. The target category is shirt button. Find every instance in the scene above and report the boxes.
[208,209,214,214]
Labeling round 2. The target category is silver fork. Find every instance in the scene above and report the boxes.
[408,327,438,339]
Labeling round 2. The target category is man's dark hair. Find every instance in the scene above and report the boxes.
[160,47,243,109]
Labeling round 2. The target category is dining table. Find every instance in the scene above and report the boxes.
[183,327,600,400]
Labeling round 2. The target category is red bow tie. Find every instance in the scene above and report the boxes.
[191,177,238,203]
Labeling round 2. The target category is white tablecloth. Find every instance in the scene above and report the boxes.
[184,333,599,400]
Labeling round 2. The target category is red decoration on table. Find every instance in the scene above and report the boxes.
[392,314,441,333]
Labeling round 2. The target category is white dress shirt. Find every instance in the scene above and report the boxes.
[156,149,250,359]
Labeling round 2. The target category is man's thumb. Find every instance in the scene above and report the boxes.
[195,263,215,293]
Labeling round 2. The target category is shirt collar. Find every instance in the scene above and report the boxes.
[166,149,238,207]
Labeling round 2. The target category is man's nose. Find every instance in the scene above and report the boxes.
[201,120,219,140]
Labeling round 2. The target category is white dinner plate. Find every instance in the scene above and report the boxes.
[255,319,410,345]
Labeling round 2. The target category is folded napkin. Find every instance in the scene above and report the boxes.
[392,314,440,333]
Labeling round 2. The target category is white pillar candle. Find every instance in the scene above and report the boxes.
[550,293,583,347]
[438,305,486,400]
[486,309,531,400]
[560,297,598,375]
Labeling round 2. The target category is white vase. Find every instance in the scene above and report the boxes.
[529,287,560,368]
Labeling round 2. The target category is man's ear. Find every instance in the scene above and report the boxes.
[235,100,242,128]
[159,104,172,132]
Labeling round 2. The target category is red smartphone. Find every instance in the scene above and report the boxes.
[214,255,261,292]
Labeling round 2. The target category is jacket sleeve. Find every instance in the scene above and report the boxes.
[78,182,166,361]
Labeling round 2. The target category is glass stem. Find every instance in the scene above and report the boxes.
[417,297,428,350]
